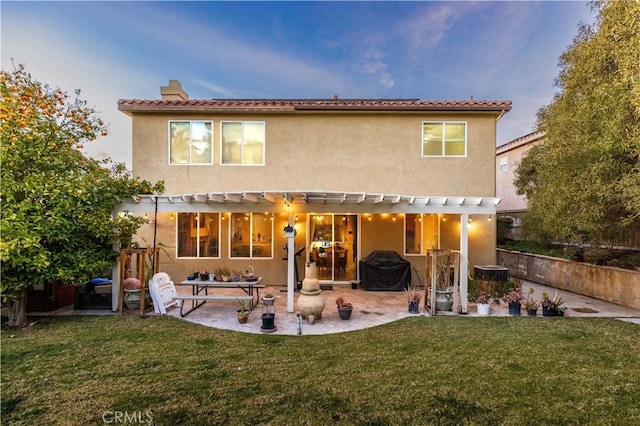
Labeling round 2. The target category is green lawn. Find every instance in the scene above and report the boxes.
[2,315,639,425]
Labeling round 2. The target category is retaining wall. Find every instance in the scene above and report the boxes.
[497,249,640,310]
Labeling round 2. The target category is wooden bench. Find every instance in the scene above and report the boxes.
[173,294,254,317]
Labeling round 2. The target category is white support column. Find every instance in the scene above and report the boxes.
[286,212,296,313]
[459,213,469,314]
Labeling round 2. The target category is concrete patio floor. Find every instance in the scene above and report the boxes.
[161,280,640,335]
[23,280,640,334]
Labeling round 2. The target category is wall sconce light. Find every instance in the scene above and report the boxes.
[368,214,372,221]
[442,215,447,222]
[488,215,492,221]
[392,215,396,222]
[169,212,174,220]
[283,225,296,238]
[468,216,473,223]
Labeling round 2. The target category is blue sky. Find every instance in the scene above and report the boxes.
[2,1,595,168]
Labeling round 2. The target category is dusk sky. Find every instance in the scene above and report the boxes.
[2,1,595,168]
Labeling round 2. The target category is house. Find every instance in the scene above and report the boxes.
[495,131,545,240]
[116,80,511,313]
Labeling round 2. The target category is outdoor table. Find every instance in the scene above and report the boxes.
[175,278,263,317]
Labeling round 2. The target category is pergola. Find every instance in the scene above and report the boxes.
[114,190,500,313]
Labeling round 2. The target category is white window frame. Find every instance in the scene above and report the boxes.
[175,212,221,259]
[499,156,508,172]
[421,121,467,157]
[220,121,266,166]
[229,212,273,259]
[168,120,213,165]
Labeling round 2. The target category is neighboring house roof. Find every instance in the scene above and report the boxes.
[118,98,512,115]
[496,130,545,155]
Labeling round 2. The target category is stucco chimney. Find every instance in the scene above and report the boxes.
[160,80,189,100]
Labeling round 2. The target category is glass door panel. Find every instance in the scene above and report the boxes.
[309,214,358,282]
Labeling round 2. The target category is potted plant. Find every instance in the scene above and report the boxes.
[541,291,566,317]
[262,293,276,305]
[435,260,454,311]
[474,292,491,316]
[214,266,232,282]
[405,287,423,314]
[123,277,142,310]
[524,288,539,316]
[501,286,524,316]
[236,298,250,324]
[336,297,353,320]
[261,293,276,332]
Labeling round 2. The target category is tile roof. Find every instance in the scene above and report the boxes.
[496,130,545,154]
[118,98,512,114]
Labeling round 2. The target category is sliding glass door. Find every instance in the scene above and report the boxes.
[309,214,358,282]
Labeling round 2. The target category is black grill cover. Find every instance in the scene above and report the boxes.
[359,251,411,291]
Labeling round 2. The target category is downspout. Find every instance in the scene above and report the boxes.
[495,109,506,122]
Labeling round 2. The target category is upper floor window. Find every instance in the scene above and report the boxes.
[169,121,213,165]
[221,121,265,165]
[177,213,220,258]
[422,122,466,157]
[230,213,273,258]
[499,156,508,172]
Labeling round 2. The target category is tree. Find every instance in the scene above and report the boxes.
[1,63,164,326]
[515,0,640,245]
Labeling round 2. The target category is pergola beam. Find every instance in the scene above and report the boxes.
[114,191,501,215]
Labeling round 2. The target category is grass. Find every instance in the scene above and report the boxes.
[2,315,639,425]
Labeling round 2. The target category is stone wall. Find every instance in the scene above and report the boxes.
[497,249,640,310]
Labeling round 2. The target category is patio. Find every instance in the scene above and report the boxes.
[23,280,639,332]
[161,280,640,335]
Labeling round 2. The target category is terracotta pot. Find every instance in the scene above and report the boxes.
[237,310,249,324]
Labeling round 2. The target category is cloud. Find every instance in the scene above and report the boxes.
[403,2,472,49]
[378,72,395,90]
[107,3,352,98]
[353,45,395,89]
[191,79,239,98]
